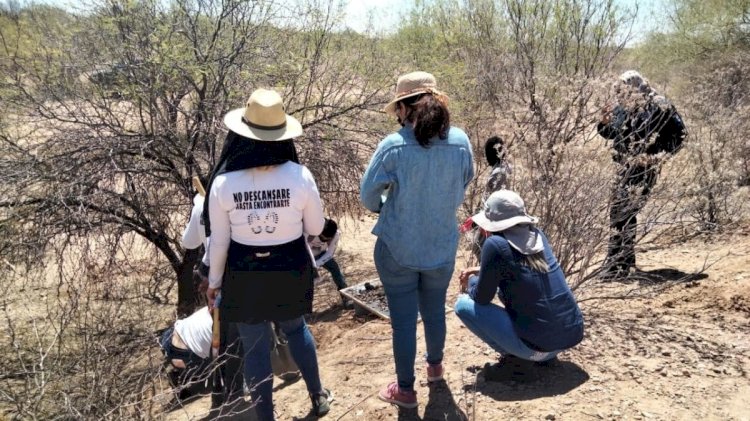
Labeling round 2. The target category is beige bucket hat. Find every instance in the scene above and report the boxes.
[223,88,303,141]
[383,71,448,116]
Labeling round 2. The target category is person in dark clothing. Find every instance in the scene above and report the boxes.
[597,70,687,278]
[463,135,514,264]
[454,190,584,381]
[483,135,513,196]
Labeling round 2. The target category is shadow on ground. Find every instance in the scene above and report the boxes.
[463,359,589,402]
[631,268,709,284]
[396,380,469,421]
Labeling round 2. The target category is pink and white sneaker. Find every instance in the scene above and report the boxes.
[427,363,444,382]
[378,382,418,409]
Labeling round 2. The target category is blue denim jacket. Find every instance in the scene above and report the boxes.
[360,125,474,269]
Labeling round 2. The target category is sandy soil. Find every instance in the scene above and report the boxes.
[165,216,750,421]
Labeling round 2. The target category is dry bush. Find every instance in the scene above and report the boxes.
[420,0,634,287]
[671,54,750,230]
[0,0,392,418]
[1,235,166,420]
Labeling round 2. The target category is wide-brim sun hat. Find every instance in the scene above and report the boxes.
[383,71,448,116]
[223,88,303,141]
[471,190,543,255]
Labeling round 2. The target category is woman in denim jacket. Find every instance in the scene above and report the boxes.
[360,71,474,409]
[455,190,584,381]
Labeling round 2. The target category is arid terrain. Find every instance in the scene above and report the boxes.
[164,216,750,421]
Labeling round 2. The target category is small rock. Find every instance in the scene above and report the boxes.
[545,414,556,420]
[642,411,654,418]
[682,370,691,377]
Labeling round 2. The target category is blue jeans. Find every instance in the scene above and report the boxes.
[454,295,560,362]
[374,239,454,391]
[236,317,323,421]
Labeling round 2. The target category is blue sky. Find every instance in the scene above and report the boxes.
[342,0,671,43]
[33,0,671,44]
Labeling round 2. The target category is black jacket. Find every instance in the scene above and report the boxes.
[597,95,686,162]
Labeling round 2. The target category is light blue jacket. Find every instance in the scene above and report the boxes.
[360,125,474,269]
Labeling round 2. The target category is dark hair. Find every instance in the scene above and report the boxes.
[484,136,505,166]
[399,93,450,147]
[321,218,338,239]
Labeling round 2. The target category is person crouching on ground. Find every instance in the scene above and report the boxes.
[308,218,352,307]
[159,306,213,400]
[454,190,584,381]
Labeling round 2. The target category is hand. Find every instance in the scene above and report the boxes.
[194,264,209,294]
[458,267,480,293]
[600,104,614,124]
[206,287,220,309]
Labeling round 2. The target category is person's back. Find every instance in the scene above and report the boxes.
[455,190,584,379]
[483,232,583,352]
[361,71,474,410]
[364,125,473,268]
[173,306,213,358]
[209,161,323,248]
[205,89,332,420]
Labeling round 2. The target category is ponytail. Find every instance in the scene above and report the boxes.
[399,93,450,147]
[520,252,550,273]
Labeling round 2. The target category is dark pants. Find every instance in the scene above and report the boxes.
[320,258,347,290]
[211,317,244,408]
[160,327,211,393]
[606,163,658,273]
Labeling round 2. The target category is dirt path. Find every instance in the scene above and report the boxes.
[166,218,750,420]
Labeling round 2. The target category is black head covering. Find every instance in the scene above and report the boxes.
[202,131,299,237]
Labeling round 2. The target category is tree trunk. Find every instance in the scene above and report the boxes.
[177,247,203,317]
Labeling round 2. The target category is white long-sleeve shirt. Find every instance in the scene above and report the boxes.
[308,231,340,267]
[182,194,206,249]
[181,194,211,266]
[174,306,213,359]
[208,162,325,288]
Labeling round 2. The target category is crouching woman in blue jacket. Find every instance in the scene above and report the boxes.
[454,190,583,380]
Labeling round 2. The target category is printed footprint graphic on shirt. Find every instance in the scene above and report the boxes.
[247,211,279,234]
[248,212,263,234]
[264,212,279,233]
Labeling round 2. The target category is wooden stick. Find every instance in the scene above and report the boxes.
[192,176,206,197]
[211,307,220,358]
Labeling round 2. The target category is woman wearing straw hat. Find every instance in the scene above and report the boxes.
[454,190,584,381]
[204,88,333,419]
[360,71,474,408]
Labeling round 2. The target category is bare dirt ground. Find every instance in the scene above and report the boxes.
[165,216,750,421]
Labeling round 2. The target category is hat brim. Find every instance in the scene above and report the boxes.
[383,89,447,116]
[470,212,539,234]
[223,108,303,141]
[503,225,544,255]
